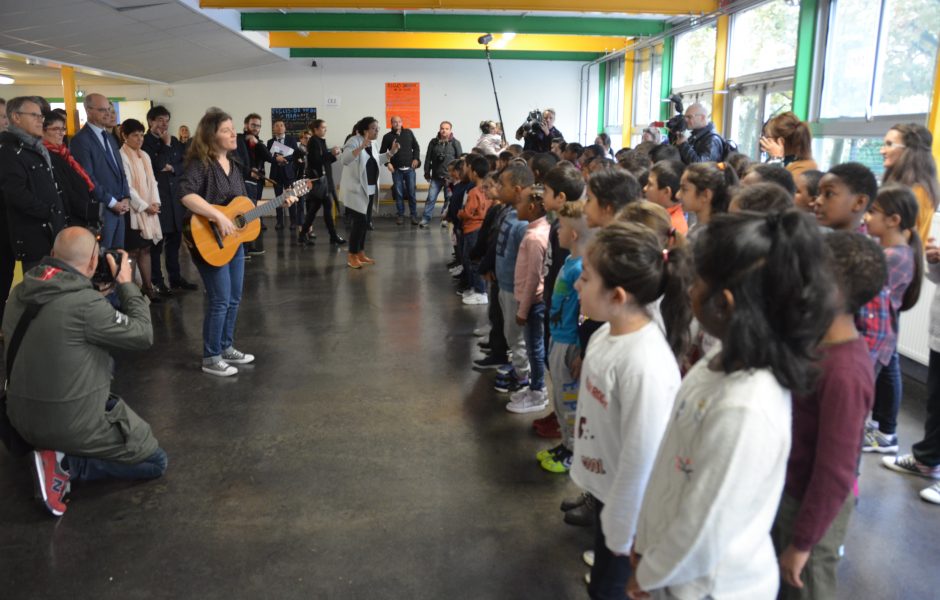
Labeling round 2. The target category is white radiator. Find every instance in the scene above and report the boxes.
[897,213,940,366]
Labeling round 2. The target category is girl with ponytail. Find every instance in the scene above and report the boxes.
[760,111,817,176]
[569,222,688,597]
[677,161,739,234]
[862,184,924,453]
[629,210,835,600]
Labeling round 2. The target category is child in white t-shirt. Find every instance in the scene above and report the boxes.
[628,211,835,600]
[571,221,692,600]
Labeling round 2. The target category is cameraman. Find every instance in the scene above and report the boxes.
[676,103,725,164]
[515,109,564,153]
[3,227,166,517]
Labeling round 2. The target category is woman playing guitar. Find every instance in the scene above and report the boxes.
[178,108,297,377]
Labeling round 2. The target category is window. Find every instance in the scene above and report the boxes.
[821,0,940,118]
[812,137,886,175]
[728,82,793,158]
[728,0,801,77]
[632,46,664,128]
[605,56,625,131]
[673,25,717,87]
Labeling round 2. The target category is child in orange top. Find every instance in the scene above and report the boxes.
[643,160,688,236]
[458,155,494,304]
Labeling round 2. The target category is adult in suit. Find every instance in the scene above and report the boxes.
[69,93,130,249]
[235,113,274,255]
[267,119,303,230]
[340,117,397,269]
[300,119,345,246]
[142,105,196,295]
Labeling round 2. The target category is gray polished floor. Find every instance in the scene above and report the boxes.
[0,219,938,599]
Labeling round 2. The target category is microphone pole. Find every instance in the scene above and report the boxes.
[484,44,508,147]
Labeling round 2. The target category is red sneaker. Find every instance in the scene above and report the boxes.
[532,411,557,430]
[32,450,69,517]
[535,422,562,439]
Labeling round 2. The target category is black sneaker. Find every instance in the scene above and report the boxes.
[170,279,198,291]
[152,282,174,297]
[564,494,596,527]
[560,492,589,512]
[495,376,528,394]
[473,355,505,369]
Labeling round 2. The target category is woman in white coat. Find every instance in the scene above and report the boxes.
[340,116,398,269]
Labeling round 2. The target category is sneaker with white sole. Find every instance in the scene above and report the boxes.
[495,376,528,394]
[863,429,899,453]
[882,454,940,479]
[32,450,69,517]
[462,292,488,305]
[921,482,940,504]
[202,359,238,377]
[510,387,531,403]
[449,266,463,276]
[582,550,595,568]
[221,348,254,365]
[505,388,549,414]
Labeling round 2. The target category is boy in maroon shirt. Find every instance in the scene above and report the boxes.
[772,231,887,599]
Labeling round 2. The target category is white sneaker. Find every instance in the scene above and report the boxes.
[459,289,474,298]
[505,389,549,414]
[222,348,255,364]
[582,550,595,567]
[584,572,591,586]
[202,360,237,377]
[922,482,940,505]
[509,388,530,403]
[449,265,463,276]
[473,326,490,337]
[462,292,488,305]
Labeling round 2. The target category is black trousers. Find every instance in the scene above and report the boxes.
[275,182,304,227]
[348,200,372,254]
[914,350,940,466]
[150,230,182,286]
[0,241,14,325]
[487,280,509,362]
[588,500,633,600]
[301,191,339,239]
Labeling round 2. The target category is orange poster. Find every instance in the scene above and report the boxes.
[385,82,420,129]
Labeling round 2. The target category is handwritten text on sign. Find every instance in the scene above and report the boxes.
[385,83,420,129]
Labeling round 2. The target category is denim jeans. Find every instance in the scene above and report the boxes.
[195,245,245,360]
[66,447,168,482]
[392,169,417,217]
[461,230,485,293]
[523,302,546,391]
[872,350,902,435]
[589,499,633,600]
[423,177,451,222]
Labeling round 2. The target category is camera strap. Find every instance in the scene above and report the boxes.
[5,303,42,387]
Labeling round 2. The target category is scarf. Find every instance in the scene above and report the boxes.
[119,144,163,242]
[43,141,95,192]
[9,125,52,171]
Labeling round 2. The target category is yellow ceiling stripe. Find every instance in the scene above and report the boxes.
[271,31,629,52]
[201,0,717,15]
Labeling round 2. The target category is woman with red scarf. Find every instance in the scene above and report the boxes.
[41,111,99,228]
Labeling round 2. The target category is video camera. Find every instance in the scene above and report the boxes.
[650,94,687,145]
[521,109,545,134]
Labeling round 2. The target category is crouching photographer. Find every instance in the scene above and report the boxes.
[2,226,166,517]
[515,108,564,153]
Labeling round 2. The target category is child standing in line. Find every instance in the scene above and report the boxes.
[583,168,641,228]
[458,156,494,306]
[861,185,923,453]
[536,200,589,472]
[474,173,512,370]
[571,222,690,600]
[643,160,688,235]
[494,164,534,394]
[506,186,552,414]
[628,211,835,600]
[772,231,886,599]
[675,161,739,235]
[794,169,823,214]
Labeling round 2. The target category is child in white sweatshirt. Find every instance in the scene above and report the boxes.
[628,211,835,600]
[571,221,692,600]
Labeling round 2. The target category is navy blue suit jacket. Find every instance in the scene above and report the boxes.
[69,124,130,208]
[266,135,301,186]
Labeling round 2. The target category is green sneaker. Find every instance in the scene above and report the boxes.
[536,443,565,463]
[541,448,573,474]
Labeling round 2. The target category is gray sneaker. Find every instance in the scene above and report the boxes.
[202,360,237,377]
[418,220,429,229]
[221,348,255,365]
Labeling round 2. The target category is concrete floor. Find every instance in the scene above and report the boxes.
[1,218,938,599]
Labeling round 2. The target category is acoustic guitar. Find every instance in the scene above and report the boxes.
[188,178,311,267]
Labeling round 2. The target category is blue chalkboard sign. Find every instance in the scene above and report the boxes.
[271,107,318,137]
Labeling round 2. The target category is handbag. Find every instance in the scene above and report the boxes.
[310,177,330,202]
[0,303,41,456]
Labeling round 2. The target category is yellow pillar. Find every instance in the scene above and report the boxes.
[930,44,940,167]
[711,15,729,133]
[60,66,78,136]
[622,51,635,143]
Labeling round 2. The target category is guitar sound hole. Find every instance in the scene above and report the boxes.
[234,215,246,228]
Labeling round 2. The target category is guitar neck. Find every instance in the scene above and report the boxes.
[241,184,303,223]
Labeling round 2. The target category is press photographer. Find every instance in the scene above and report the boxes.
[515,108,564,153]
[675,102,726,164]
[2,226,166,517]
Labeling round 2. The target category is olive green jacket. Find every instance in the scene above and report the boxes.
[2,258,158,463]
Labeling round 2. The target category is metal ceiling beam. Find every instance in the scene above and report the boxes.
[241,12,665,36]
[289,48,603,60]
[202,0,717,16]
[271,31,629,52]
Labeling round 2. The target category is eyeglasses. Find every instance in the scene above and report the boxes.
[882,141,906,149]
[16,111,43,120]
[45,126,66,133]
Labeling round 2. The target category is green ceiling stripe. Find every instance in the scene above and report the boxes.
[290,48,603,61]
[245,13,664,37]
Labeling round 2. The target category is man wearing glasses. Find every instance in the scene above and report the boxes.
[0,96,68,272]
[70,93,131,249]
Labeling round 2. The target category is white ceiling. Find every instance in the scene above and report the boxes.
[0,0,286,83]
